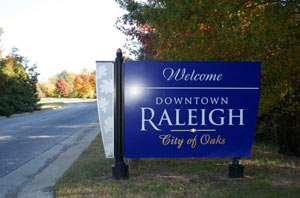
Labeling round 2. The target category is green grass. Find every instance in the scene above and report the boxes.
[54,134,300,198]
[37,99,65,110]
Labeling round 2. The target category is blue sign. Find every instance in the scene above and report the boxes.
[124,61,260,158]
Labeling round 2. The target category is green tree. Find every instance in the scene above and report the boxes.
[116,0,300,154]
[116,0,300,114]
[0,27,3,58]
[0,48,39,116]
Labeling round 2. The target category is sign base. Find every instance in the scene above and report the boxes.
[112,163,129,180]
[228,158,244,178]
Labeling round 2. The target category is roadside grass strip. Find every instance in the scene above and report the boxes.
[37,99,65,110]
[54,135,300,198]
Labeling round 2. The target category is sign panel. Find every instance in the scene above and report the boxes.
[96,61,114,158]
[124,61,260,158]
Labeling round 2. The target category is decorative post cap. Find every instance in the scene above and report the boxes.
[117,48,123,58]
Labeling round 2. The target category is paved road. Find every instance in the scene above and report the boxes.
[0,100,99,197]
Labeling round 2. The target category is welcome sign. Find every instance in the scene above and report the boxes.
[124,61,260,158]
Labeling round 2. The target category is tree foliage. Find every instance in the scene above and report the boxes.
[73,72,96,98]
[0,27,3,58]
[116,0,300,154]
[55,77,69,97]
[38,70,78,98]
[0,49,39,116]
[116,0,300,114]
[38,69,96,99]
[57,70,77,97]
[37,82,56,98]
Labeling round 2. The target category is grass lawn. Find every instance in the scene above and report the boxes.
[37,98,66,110]
[54,134,300,198]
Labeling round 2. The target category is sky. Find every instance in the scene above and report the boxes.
[0,0,128,81]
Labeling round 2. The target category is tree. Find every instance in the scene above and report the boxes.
[0,48,39,116]
[0,27,3,58]
[116,0,300,113]
[90,71,96,96]
[42,70,79,98]
[116,0,300,154]
[57,70,69,79]
[73,71,96,98]
[123,38,155,60]
[37,82,56,97]
[55,78,69,97]
[49,75,58,85]
[57,70,78,97]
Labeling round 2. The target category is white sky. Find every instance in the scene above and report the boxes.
[0,0,128,81]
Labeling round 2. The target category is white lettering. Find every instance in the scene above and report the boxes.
[140,107,161,131]
[201,97,209,105]
[188,109,198,125]
[201,109,206,125]
[228,109,244,125]
[165,97,172,105]
[158,109,173,126]
[156,97,163,105]
[174,97,183,105]
[209,109,224,126]
[140,108,244,131]
[175,109,186,125]
[162,67,222,82]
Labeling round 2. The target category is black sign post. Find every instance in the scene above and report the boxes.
[112,49,129,180]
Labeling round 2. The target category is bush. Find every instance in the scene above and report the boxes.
[0,96,14,116]
[255,81,300,156]
[277,112,300,157]
[0,49,39,116]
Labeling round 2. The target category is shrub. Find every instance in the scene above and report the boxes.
[0,49,39,116]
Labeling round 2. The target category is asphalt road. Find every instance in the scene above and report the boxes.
[0,100,99,179]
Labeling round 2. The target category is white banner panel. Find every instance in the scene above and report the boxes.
[96,61,114,158]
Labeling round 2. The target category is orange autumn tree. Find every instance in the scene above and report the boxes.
[73,72,96,98]
[90,71,96,94]
[55,77,69,97]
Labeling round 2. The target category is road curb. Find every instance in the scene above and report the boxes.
[0,121,100,198]
[19,122,100,198]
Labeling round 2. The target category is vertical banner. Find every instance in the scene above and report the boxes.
[124,61,260,158]
[96,61,114,158]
